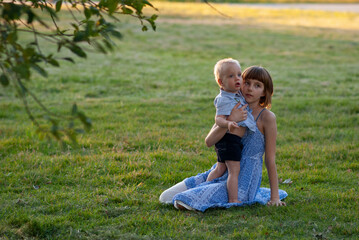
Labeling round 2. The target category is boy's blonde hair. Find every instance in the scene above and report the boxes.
[214,58,241,87]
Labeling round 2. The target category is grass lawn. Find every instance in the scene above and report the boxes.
[1,2,359,239]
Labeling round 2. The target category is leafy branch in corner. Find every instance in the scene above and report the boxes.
[0,0,157,146]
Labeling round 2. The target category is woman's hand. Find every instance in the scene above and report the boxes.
[228,103,248,123]
[267,199,286,207]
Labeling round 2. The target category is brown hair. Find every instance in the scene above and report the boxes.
[242,66,273,109]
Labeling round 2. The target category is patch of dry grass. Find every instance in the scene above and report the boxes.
[147,1,359,31]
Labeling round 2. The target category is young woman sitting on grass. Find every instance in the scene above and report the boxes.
[159,66,287,211]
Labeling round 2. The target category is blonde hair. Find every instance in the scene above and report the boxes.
[242,66,273,109]
[213,58,241,87]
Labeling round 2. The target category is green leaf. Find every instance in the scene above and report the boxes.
[92,41,107,54]
[71,103,78,116]
[77,112,92,131]
[122,7,133,15]
[85,21,95,36]
[66,130,77,144]
[55,0,62,12]
[2,3,22,21]
[90,6,100,15]
[142,25,148,32]
[23,47,36,59]
[99,31,111,42]
[49,118,59,128]
[110,30,122,39]
[142,0,155,8]
[57,42,63,52]
[145,14,158,31]
[47,58,60,67]
[84,8,92,19]
[7,31,18,44]
[13,65,31,80]
[74,31,88,42]
[0,74,10,87]
[68,44,87,58]
[62,57,75,63]
[51,124,61,141]
[26,10,35,24]
[31,64,48,77]
[151,14,158,21]
[71,23,79,31]
[107,0,118,15]
[97,17,105,26]
[103,39,114,51]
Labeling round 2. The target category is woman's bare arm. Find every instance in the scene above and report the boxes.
[205,124,227,147]
[263,111,286,206]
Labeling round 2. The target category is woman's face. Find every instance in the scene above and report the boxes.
[241,78,265,104]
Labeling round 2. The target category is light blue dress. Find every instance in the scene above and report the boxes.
[173,109,288,212]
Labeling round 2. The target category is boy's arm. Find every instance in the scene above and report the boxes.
[207,102,247,147]
[214,97,240,129]
[216,115,239,130]
[215,115,232,128]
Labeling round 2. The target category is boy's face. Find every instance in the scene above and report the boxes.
[219,63,242,93]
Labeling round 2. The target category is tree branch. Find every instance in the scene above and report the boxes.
[15,78,41,128]
[203,0,232,18]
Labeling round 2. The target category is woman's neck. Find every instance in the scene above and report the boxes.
[248,102,263,113]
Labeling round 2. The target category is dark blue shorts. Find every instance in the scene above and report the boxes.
[215,133,243,163]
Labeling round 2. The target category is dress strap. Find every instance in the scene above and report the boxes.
[255,108,266,122]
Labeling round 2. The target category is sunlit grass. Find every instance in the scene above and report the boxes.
[146,1,359,30]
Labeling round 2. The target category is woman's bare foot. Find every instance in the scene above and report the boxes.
[229,199,242,204]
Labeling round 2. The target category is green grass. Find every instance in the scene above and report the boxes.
[1,3,359,239]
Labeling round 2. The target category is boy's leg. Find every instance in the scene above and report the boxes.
[225,160,241,203]
[206,162,227,181]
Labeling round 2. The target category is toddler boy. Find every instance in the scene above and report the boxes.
[206,58,256,203]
